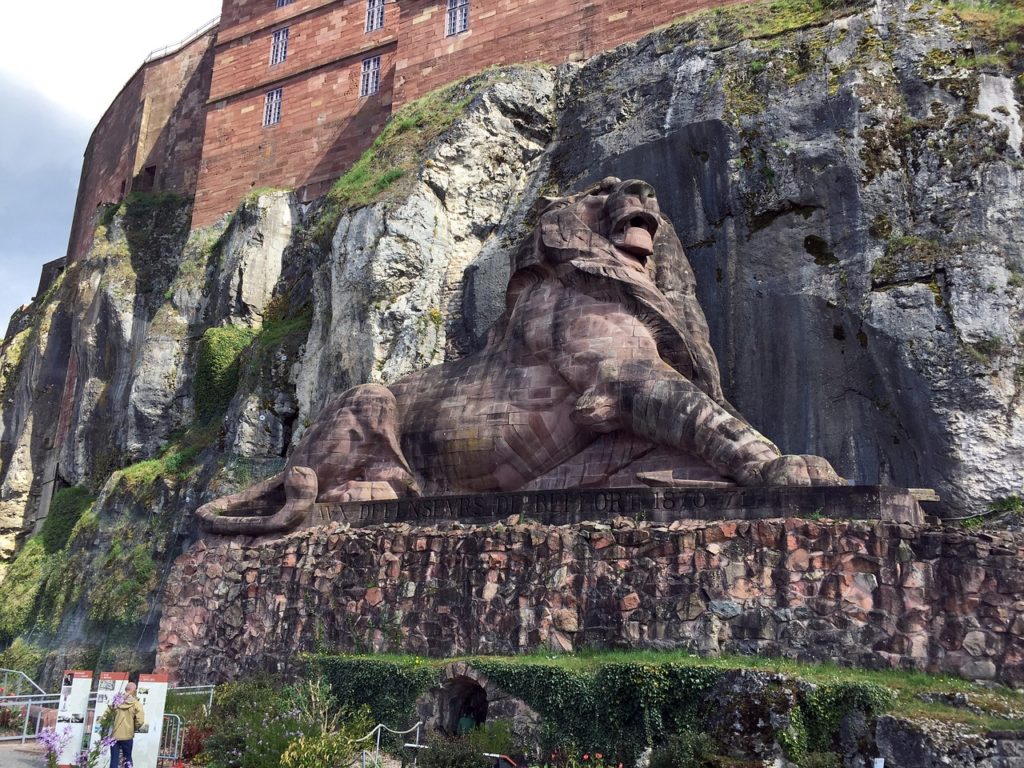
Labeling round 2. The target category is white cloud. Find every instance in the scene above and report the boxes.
[0,0,222,335]
[1,0,222,123]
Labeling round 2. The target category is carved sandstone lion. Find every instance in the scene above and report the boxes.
[198,178,844,535]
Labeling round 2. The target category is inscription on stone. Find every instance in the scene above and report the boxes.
[305,485,922,529]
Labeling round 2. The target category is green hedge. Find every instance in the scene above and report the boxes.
[308,655,893,760]
[311,656,436,730]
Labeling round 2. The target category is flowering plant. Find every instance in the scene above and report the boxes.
[64,697,119,768]
[38,726,73,768]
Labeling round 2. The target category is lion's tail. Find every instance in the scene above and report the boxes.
[195,466,317,536]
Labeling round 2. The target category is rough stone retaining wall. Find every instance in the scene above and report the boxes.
[156,517,1024,686]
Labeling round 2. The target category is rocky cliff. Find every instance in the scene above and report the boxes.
[0,0,1021,682]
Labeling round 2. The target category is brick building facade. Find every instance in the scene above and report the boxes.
[65,22,217,261]
[69,0,738,245]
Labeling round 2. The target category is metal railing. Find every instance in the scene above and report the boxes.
[0,669,45,697]
[144,16,220,63]
[355,721,423,768]
[0,683,214,765]
[160,713,183,762]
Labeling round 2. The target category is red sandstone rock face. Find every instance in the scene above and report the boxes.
[156,517,1024,687]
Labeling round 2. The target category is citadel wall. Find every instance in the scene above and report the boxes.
[65,28,216,261]
[65,0,749,236]
[187,0,744,226]
[192,0,398,227]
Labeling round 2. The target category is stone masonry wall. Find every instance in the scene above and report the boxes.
[156,517,1024,687]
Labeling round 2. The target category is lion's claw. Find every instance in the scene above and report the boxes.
[760,454,846,487]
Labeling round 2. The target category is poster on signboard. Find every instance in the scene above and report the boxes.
[56,670,92,767]
[132,673,169,768]
[87,671,129,768]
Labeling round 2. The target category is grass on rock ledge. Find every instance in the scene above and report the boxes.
[309,650,1024,736]
[308,65,544,246]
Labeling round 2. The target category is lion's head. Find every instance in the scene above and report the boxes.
[495,177,729,404]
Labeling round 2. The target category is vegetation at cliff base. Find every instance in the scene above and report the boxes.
[308,650,1024,754]
[85,541,157,624]
[0,537,47,643]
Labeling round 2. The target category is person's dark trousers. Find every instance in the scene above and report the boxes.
[110,738,134,767]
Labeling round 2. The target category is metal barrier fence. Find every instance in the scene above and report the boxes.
[0,669,45,697]
[355,721,423,768]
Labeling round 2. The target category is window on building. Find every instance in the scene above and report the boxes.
[446,0,469,36]
[270,27,289,65]
[365,0,385,32]
[276,0,292,8]
[263,88,283,126]
[360,56,381,96]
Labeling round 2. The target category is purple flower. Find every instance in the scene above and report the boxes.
[110,692,127,707]
[38,726,73,756]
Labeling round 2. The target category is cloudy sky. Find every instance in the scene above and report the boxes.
[0,0,222,337]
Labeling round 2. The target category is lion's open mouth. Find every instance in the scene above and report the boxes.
[610,211,659,260]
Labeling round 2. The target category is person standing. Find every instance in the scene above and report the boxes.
[110,682,146,768]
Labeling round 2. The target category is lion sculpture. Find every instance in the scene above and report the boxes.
[198,178,844,535]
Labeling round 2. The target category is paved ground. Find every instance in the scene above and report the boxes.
[0,740,45,768]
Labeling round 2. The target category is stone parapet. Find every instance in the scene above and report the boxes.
[156,517,1024,687]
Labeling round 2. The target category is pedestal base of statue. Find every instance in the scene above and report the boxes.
[295,485,924,530]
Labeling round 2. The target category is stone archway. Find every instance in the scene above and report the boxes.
[415,662,541,745]
[441,675,488,734]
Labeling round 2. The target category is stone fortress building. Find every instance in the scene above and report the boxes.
[66,0,742,259]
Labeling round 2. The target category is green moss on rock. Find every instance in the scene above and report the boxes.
[195,326,257,422]
[86,542,158,625]
[0,538,47,642]
[0,638,46,681]
[40,486,95,554]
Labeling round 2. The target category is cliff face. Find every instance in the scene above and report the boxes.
[0,0,1021,681]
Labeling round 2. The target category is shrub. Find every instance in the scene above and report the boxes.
[203,676,373,768]
[648,730,715,768]
[281,731,358,768]
[0,705,26,732]
[182,723,213,760]
[466,721,515,755]
[420,733,490,768]
[203,677,302,768]
[312,655,436,731]
[801,681,895,752]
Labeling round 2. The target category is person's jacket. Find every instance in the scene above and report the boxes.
[110,694,145,741]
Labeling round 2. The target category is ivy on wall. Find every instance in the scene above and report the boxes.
[308,655,893,760]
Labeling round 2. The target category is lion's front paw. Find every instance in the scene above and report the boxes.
[760,455,846,487]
